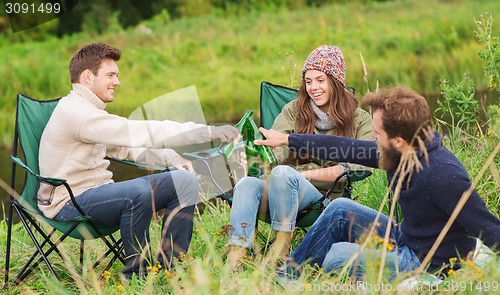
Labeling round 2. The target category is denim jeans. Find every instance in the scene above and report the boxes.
[286,198,421,280]
[228,165,323,249]
[54,170,199,278]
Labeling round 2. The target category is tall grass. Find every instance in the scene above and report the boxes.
[1,1,499,294]
[1,0,500,148]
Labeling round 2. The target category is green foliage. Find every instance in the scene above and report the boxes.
[81,3,123,35]
[436,11,499,136]
[487,105,500,134]
[178,0,214,17]
[2,5,499,293]
[1,0,500,149]
[436,71,479,131]
[433,11,500,218]
[475,13,500,93]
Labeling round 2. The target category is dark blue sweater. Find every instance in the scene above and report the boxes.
[288,131,500,271]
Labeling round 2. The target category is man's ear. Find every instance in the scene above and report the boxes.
[79,69,93,85]
[393,136,410,150]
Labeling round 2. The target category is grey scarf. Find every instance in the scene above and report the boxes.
[310,100,334,131]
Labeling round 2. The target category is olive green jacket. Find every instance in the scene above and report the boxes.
[268,100,373,194]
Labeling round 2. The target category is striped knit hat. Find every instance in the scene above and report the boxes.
[301,45,346,87]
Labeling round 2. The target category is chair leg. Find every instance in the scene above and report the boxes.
[13,210,60,284]
[80,240,84,268]
[4,201,15,286]
[98,243,125,281]
[14,210,83,284]
[93,237,124,270]
[86,222,126,266]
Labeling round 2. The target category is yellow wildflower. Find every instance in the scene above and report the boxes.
[102,270,111,280]
[165,270,172,278]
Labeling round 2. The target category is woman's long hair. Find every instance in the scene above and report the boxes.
[296,75,358,138]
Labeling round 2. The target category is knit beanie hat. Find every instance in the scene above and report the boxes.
[301,45,346,87]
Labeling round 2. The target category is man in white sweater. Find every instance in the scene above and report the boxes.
[38,43,239,279]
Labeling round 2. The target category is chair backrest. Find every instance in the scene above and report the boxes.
[259,81,356,129]
[12,94,118,239]
[259,81,298,129]
[14,94,60,213]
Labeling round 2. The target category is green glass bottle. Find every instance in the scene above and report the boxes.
[218,110,254,158]
[245,115,277,166]
[243,121,263,177]
[218,109,277,177]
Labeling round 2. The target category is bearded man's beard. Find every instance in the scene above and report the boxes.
[378,142,402,171]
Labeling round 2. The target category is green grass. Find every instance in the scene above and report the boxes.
[1,0,500,148]
[1,0,499,293]
[0,127,498,294]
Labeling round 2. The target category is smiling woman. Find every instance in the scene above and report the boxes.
[226,45,374,266]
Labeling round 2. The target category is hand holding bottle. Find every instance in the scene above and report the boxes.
[218,110,277,177]
[211,125,240,142]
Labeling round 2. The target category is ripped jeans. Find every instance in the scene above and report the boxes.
[227,165,323,249]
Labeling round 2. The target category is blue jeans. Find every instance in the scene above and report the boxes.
[286,198,420,280]
[54,170,199,278]
[228,165,323,249]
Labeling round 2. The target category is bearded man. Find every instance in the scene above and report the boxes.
[255,86,500,280]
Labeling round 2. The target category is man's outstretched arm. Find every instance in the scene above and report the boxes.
[256,127,379,168]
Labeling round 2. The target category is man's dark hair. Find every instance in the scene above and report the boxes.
[365,86,433,146]
[69,43,121,83]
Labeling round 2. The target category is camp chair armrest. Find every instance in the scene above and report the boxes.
[105,156,173,171]
[10,156,66,186]
[323,167,373,200]
[324,168,349,201]
[10,156,88,216]
[348,169,373,182]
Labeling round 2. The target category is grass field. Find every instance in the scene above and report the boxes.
[0,0,499,148]
[0,0,499,293]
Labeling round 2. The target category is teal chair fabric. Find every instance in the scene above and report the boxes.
[4,94,125,285]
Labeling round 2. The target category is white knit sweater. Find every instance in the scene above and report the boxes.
[38,84,211,218]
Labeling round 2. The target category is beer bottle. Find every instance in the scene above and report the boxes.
[243,119,263,177]
[218,110,277,177]
[218,110,253,158]
[245,115,277,166]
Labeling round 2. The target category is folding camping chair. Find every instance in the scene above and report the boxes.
[4,94,127,286]
[255,81,372,249]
